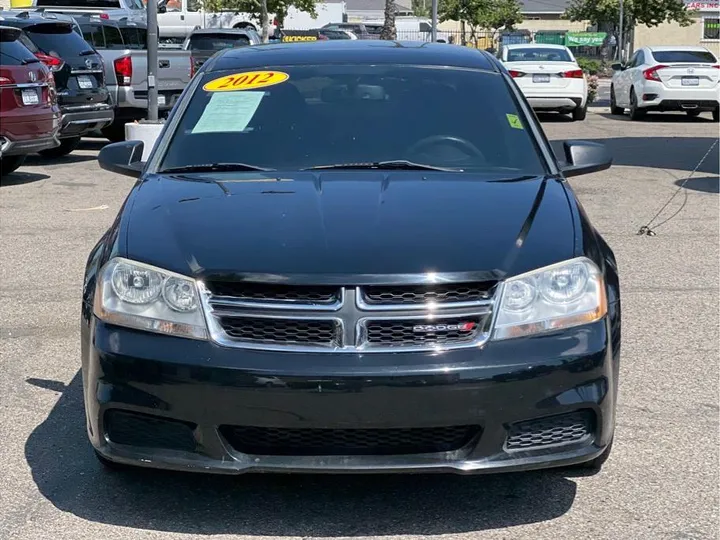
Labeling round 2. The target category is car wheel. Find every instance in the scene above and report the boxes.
[38,136,81,159]
[609,86,624,115]
[0,155,27,177]
[572,104,588,121]
[686,110,701,118]
[576,438,614,471]
[101,121,126,143]
[628,89,645,121]
[712,108,719,122]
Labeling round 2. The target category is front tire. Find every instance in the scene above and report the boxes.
[38,136,81,158]
[101,121,126,143]
[0,155,26,176]
[629,89,645,121]
[572,104,588,121]
[609,86,624,115]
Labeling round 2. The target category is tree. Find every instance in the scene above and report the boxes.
[381,0,397,39]
[439,0,522,41]
[565,0,694,28]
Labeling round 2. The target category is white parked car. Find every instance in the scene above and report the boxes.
[610,46,720,121]
[501,44,588,121]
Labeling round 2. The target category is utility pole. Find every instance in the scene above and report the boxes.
[618,0,624,62]
[431,0,437,41]
[147,0,159,121]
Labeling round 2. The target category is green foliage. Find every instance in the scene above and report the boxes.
[412,0,430,17]
[201,0,317,24]
[440,0,523,30]
[577,57,601,74]
[564,0,694,28]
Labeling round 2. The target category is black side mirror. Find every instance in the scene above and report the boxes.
[99,140,145,178]
[610,62,624,71]
[157,0,167,12]
[560,140,612,178]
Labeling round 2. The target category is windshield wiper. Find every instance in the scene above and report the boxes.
[303,160,462,172]
[159,162,275,174]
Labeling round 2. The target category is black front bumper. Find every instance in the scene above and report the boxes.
[82,318,619,474]
[60,105,114,138]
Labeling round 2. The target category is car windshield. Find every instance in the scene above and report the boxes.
[650,50,717,63]
[159,64,546,175]
[507,48,572,62]
[25,23,95,56]
[189,34,251,51]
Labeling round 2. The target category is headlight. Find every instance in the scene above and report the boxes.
[493,257,607,340]
[94,258,207,340]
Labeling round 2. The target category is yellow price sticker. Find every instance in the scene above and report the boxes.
[506,113,524,130]
[203,71,289,92]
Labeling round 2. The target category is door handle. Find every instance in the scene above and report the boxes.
[181,14,184,20]
[159,60,170,68]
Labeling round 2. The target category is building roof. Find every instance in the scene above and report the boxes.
[345,0,412,12]
[211,40,498,72]
[520,0,570,14]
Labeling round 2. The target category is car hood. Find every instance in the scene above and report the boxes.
[124,172,576,282]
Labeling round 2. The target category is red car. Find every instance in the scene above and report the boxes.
[0,25,61,177]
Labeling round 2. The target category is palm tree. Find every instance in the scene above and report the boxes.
[380,0,397,40]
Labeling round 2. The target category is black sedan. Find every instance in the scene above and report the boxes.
[84,40,620,474]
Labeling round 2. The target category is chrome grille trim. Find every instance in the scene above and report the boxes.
[199,283,500,353]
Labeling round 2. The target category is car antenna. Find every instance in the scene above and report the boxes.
[636,138,718,237]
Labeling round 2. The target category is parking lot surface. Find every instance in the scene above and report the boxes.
[1,108,718,540]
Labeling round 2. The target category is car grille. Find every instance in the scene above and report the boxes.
[201,282,496,352]
[362,283,495,305]
[220,425,481,456]
[104,410,197,452]
[218,317,340,346]
[505,411,594,451]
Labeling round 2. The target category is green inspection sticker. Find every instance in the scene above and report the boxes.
[506,113,524,130]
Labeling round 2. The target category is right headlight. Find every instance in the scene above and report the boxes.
[492,257,607,340]
[93,258,208,340]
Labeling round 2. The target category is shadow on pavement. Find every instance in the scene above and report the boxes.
[595,112,716,123]
[25,371,579,536]
[550,137,719,175]
[0,171,50,186]
[26,154,98,166]
[676,176,719,194]
[79,139,108,151]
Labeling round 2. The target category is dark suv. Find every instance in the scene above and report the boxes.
[3,11,113,157]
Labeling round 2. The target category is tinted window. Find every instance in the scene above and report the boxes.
[81,23,105,47]
[0,38,40,66]
[119,26,147,49]
[507,47,572,62]
[635,50,645,66]
[704,18,720,40]
[651,50,717,63]
[25,23,95,57]
[160,65,545,175]
[189,34,251,50]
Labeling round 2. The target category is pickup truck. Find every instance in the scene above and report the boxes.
[182,27,260,74]
[76,16,191,141]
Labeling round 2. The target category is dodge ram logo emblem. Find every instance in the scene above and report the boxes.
[413,322,476,333]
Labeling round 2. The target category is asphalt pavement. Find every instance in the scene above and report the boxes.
[1,104,718,540]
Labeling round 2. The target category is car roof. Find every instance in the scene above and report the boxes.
[504,43,568,50]
[0,9,77,26]
[190,28,253,35]
[646,45,712,52]
[209,41,497,72]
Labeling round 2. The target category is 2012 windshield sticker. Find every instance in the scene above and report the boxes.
[506,114,524,130]
[203,71,289,92]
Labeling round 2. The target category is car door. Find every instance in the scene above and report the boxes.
[184,0,204,33]
[157,0,186,39]
[627,49,647,101]
[616,51,640,106]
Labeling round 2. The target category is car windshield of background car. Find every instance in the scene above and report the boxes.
[650,50,717,63]
[189,34,251,51]
[159,64,547,176]
[507,48,572,62]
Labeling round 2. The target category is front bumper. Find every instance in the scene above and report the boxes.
[59,104,114,138]
[83,318,619,474]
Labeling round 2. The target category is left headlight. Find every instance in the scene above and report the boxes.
[492,257,607,340]
[93,258,208,340]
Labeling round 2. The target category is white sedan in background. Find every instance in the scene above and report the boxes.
[501,44,588,121]
[610,46,720,121]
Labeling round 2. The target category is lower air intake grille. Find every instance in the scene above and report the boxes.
[104,410,197,452]
[206,282,340,304]
[365,317,482,346]
[219,317,340,346]
[220,425,481,456]
[363,283,495,305]
[505,411,594,451]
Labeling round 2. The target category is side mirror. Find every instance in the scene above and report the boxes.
[560,140,612,178]
[99,140,145,178]
[157,0,167,12]
[610,62,623,71]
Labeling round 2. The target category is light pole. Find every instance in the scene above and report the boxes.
[618,0,624,62]
[147,0,159,121]
[431,0,438,41]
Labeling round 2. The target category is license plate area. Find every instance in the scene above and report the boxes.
[681,77,699,86]
[532,74,551,83]
[77,75,94,89]
[21,88,39,105]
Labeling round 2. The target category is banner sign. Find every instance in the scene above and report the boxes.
[280,30,319,42]
[565,32,607,47]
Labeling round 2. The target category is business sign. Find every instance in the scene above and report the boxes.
[685,0,719,9]
[565,32,607,47]
[280,30,319,42]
